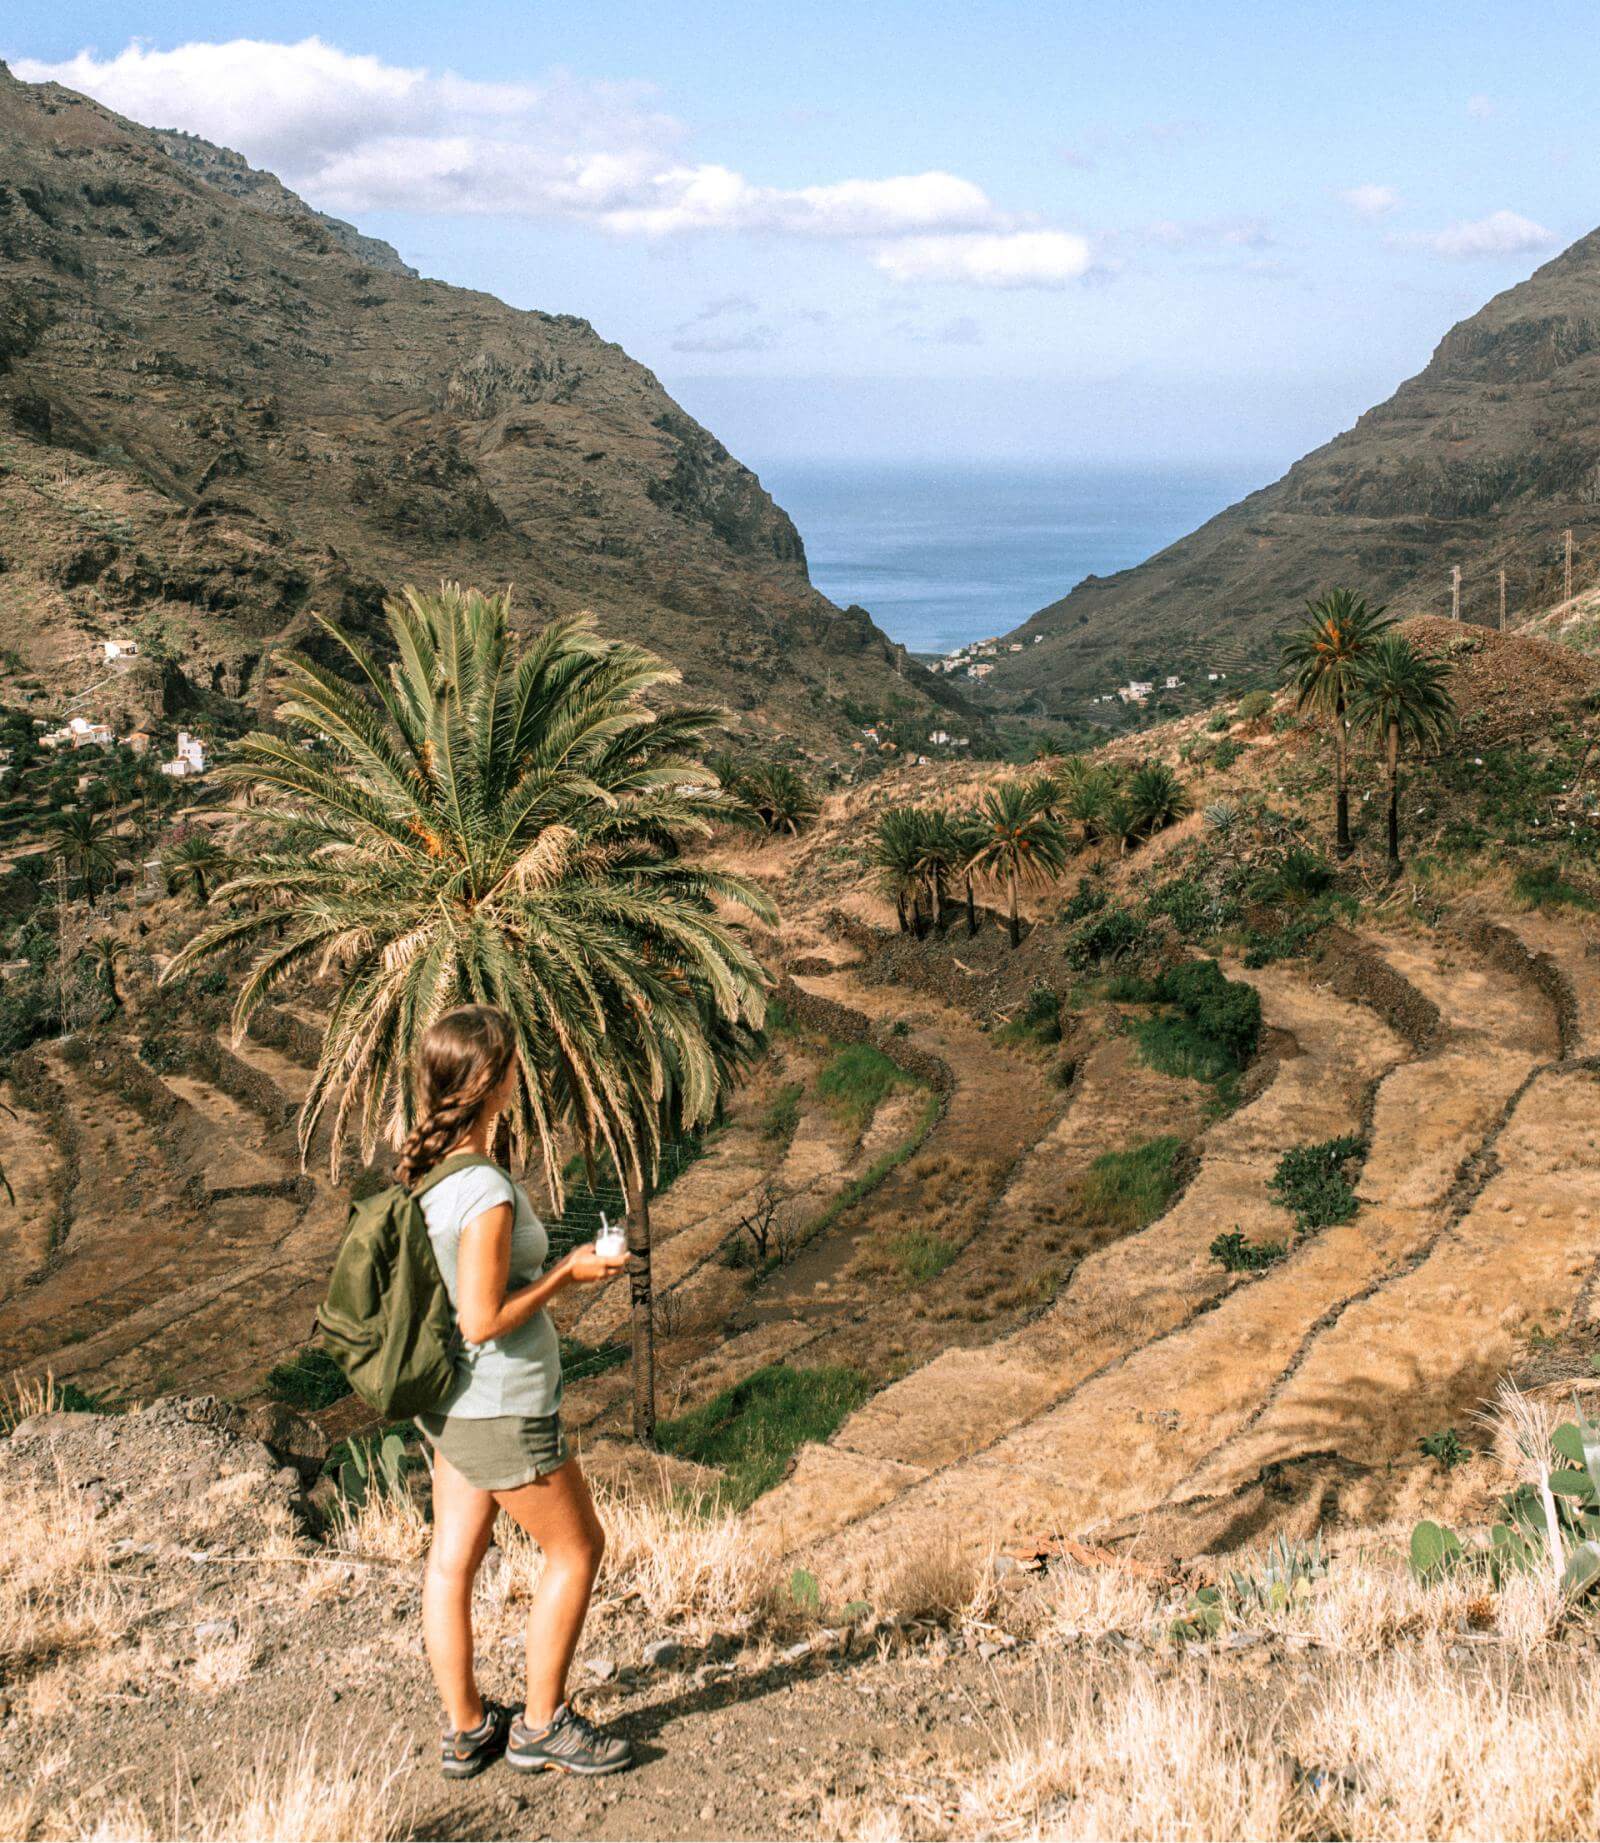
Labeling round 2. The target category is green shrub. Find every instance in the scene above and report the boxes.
[1512,862,1595,912]
[1270,1134,1364,1232]
[1060,880,1108,924]
[1420,1427,1469,1471]
[761,1081,804,1142]
[1235,689,1274,722]
[1082,1136,1184,1230]
[998,982,1062,1046]
[1144,876,1213,940]
[1210,1229,1286,1272]
[887,1230,959,1284]
[1206,710,1231,734]
[1066,905,1146,968]
[656,1364,870,1508]
[816,1043,904,1129]
[1151,959,1261,1066]
[266,1346,352,1411]
[1211,738,1243,771]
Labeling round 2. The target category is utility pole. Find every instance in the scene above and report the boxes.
[1566,528,1575,605]
[1451,564,1461,622]
[1499,567,1507,632]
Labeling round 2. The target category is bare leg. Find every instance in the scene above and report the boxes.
[422,1448,499,1731]
[493,1456,606,1726]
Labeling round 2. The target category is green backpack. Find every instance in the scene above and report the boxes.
[314,1152,492,1418]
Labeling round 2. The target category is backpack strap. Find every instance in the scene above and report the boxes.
[409,1151,503,1202]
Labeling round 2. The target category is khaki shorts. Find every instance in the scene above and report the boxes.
[415,1410,570,1491]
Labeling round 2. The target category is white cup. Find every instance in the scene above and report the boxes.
[594,1212,627,1259]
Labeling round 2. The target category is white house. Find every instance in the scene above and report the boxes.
[1119,680,1154,704]
[103,639,140,663]
[159,730,208,778]
[1164,675,1183,690]
[1033,634,1044,644]
[929,729,951,745]
[967,662,994,679]
[1208,671,1227,682]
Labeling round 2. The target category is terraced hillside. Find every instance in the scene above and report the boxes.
[2,619,1598,1587]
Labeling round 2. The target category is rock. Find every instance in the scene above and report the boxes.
[978,1641,1003,1661]
[1222,1630,1265,1651]
[782,1639,813,1662]
[585,1657,617,1683]
[227,1401,329,1486]
[642,1639,682,1670]
[194,1616,238,1645]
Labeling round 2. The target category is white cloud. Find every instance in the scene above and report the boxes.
[873,230,1093,289]
[1399,208,1557,259]
[16,37,1088,284]
[1466,94,1498,121]
[1339,184,1400,217]
[1144,216,1275,250]
[595,167,1000,239]
[686,293,760,322]
[670,324,778,355]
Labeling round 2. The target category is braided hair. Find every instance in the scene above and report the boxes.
[395,1004,517,1189]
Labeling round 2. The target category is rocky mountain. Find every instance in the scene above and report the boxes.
[0,62,959,749]
[980,229,1600,717]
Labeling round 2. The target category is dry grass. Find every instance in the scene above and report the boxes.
[506,1477,785,1635]
[835,1639,1600,1842]
[0,1469,125,1684]
[16,1728,414,1842]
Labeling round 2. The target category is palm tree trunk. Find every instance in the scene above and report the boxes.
[1386,721,1401,876]
[965,874,977,937]
[930,874,942,933]
[1007,863,1020,949]
[1334,696,1351,857]
[624,1173,656,1444]
[895,891,908,934]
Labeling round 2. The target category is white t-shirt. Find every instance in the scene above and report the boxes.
[418,1161,562,1418]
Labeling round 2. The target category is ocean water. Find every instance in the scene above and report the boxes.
[758,460,1272,657]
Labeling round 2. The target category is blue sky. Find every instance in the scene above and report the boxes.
[7,1,1595,470]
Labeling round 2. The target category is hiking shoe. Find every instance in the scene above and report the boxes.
[506,1702,633,1776]
[440,1699,514,1779]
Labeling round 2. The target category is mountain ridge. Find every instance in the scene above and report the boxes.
[980,228,1600,715]
[0,61,962,750]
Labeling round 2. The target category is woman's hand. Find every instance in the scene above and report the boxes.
[560,1246,630,1286]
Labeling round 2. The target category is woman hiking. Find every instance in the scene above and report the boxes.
[398,1004,634,1780]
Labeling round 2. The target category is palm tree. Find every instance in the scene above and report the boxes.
[1349,634,1457,876]
[1059,764,1116,846]
[955,809,987,936]
[910,808,967,934]
[161,584,774,1439]
[162,832,229,905]
[870,806,930,934]
[969,781,1070,948]
[1124,761,1192,842]
[743,761,819,836]
[48,808,117,906]
[1282,588,1394,857]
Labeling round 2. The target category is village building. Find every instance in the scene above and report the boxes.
[103,639,140,663]
[159,730,208,778]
